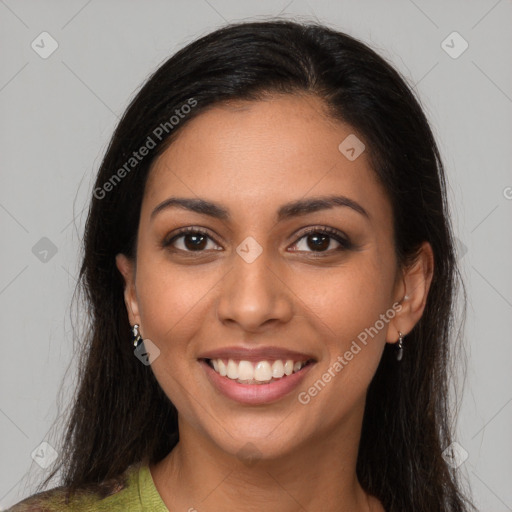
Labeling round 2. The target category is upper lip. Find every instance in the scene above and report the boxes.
[198,346,317,363]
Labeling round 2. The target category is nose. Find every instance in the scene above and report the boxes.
[216,247,294,333]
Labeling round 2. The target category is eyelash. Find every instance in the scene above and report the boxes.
[162,225,353,256]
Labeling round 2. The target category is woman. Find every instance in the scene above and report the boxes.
[10,19,476,512]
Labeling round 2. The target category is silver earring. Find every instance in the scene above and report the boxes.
[396,331,404,361]
[132,324,143,348]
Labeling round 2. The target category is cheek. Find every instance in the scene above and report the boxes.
[133,250,223,362]
[295,253,394,386]
[297,253,394,336]
[133,255,212,413]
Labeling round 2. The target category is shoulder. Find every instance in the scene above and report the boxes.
[8,486,72,511]
[8,462,142,511]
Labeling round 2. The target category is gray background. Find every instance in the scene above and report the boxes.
[1,0,511,510]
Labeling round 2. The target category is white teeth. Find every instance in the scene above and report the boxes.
[284,360,294,376]
[217,359,227,377]
[207,358,309,383]
[271,360,284,378]
[226,359,238,379]
[254,361,272,381]
[238,360,254,380]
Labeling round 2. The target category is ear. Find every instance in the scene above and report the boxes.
[115,253,141,326]
[386,241,434,343]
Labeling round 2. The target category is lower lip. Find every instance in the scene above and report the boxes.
[199,359,315,405]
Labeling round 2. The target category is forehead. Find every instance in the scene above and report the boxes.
[143,94,389,224]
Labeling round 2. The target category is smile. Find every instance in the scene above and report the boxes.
[199,357,316,405]
[205,357,314,384]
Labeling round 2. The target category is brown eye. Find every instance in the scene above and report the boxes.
[163,227,221,252]
[289,227,352,254]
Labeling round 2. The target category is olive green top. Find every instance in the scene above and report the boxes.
[8,460,169,511]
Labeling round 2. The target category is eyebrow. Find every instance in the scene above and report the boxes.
[150,194,370,222]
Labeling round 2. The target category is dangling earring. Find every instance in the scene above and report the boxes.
[132,324,143,348]
[396,331,404,361]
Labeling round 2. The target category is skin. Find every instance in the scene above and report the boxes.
[116,93,434,512]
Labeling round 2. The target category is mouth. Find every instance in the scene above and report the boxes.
[200,357,316,384]
[198,357,317,405]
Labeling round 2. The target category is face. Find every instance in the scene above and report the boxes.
[117,94,427,462]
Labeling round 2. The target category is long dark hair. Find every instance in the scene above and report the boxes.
[37,19,474,511]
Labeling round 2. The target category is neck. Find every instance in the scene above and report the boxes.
[150,407,383,512]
